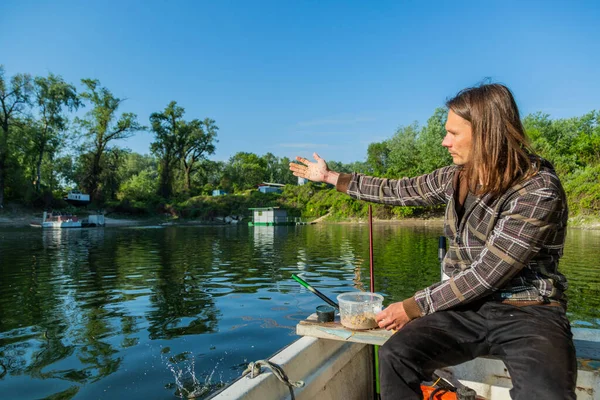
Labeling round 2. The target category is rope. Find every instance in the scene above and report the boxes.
[0,361,6,379]
[242,360,304,399]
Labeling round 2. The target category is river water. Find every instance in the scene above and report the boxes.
[0,224,599,399]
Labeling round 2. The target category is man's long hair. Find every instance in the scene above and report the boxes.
[446,83,537,198]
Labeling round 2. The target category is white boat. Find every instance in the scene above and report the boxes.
[64,190,90,206]
[210,316,600,400]
[30,211,106,228]
[30,211,82,228]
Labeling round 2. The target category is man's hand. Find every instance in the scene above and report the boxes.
[375,302,411,331]
[289,153,335,184]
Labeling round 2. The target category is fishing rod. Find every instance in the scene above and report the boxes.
[291,274,339,310]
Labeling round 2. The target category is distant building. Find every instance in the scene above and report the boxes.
[212,189,228,196]
[258,186,282,194]
[248,207,295,226]
[258,182,285,194]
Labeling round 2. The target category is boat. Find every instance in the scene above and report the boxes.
[64,190,90,206]
[211,228,599,399]
[30,211,82,228]
[209,315,600,400]
[30,211,105,229]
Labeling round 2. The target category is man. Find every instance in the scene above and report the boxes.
[289,83,576,400]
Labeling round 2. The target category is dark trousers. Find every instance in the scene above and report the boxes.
[378,301,577,400]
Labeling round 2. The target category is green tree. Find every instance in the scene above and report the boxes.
[276,156,297,185]
[415,107,452,174]
[326,160,354,173]
[118,168,158,202]
[119,152,158,183]
[31,73,81,192]
[150,101,185,199]
[262,152,278,182]
[76,79,143,202]
[193,159,225,192]
[54,154,77,189]
[225,152,267,191]
[571,111,600,166]
[366,141,390,176]
[100,147,129,201]
[0,66,33,207]
[181,117,218,193]
[387,122,420,178]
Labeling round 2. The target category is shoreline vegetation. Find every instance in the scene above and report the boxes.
[1,67,599,227]
[2,215,598,230]
[2,182,600,229]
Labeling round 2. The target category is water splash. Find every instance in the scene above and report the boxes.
[163,351,225,399]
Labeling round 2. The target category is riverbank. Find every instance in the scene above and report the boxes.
[0,214,147,228]
[1,207,599,229]
[0,207,151,228]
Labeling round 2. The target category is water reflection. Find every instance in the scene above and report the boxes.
[0,224,598,399]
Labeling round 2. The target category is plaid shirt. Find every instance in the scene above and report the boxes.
[336,159,569,317]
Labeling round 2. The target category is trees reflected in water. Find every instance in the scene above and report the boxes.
[0,225,598,398]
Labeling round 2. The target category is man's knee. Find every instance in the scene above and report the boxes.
[378,332,421,367]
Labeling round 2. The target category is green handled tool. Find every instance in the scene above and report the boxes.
[291,274,339,310]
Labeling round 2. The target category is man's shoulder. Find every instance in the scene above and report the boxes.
[430,164,460,179]
[510,157,565,198]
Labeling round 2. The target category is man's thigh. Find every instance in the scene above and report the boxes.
[486,304,577,400]
[381,306,490,377]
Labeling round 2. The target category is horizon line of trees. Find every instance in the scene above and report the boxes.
[1,65,599,216]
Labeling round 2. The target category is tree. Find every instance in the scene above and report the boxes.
[150,101,185,199]
[225,152,267,191]
[76,79,143,202]
[327,160,354,174]
[193,159,224,193]
[571,111,600,167]
[31,73,81,192]
[180,117,218,193]
[276,156,297,185]
[100,147,129,201]
[415,107,452,174]
[262,152,278,182]
[54,154,77,189]
[366,141,390,176]
[0,66,33,207]
[387,122,420,178]
[119,152,157,183]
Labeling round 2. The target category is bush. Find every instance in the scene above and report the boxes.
[563,165,600,215]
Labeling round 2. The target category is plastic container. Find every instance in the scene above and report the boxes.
[337,292,384,330]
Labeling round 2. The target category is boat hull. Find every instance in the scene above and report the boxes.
[210,331,600,400]
[210,336,374,400]
[41,221,82,228]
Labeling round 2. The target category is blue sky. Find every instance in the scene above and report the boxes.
[1,0,599,164]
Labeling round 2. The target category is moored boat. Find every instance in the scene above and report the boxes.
[30,211,82,228]
[64,190,91,206]
[30,211,106,228]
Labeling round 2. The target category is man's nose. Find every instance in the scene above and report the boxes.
[441,134,451,148]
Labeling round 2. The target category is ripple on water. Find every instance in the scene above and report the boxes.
[1,225,599,399]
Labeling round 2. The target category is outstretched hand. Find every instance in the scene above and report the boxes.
[375,301,410,331]
[289,153,330,183]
